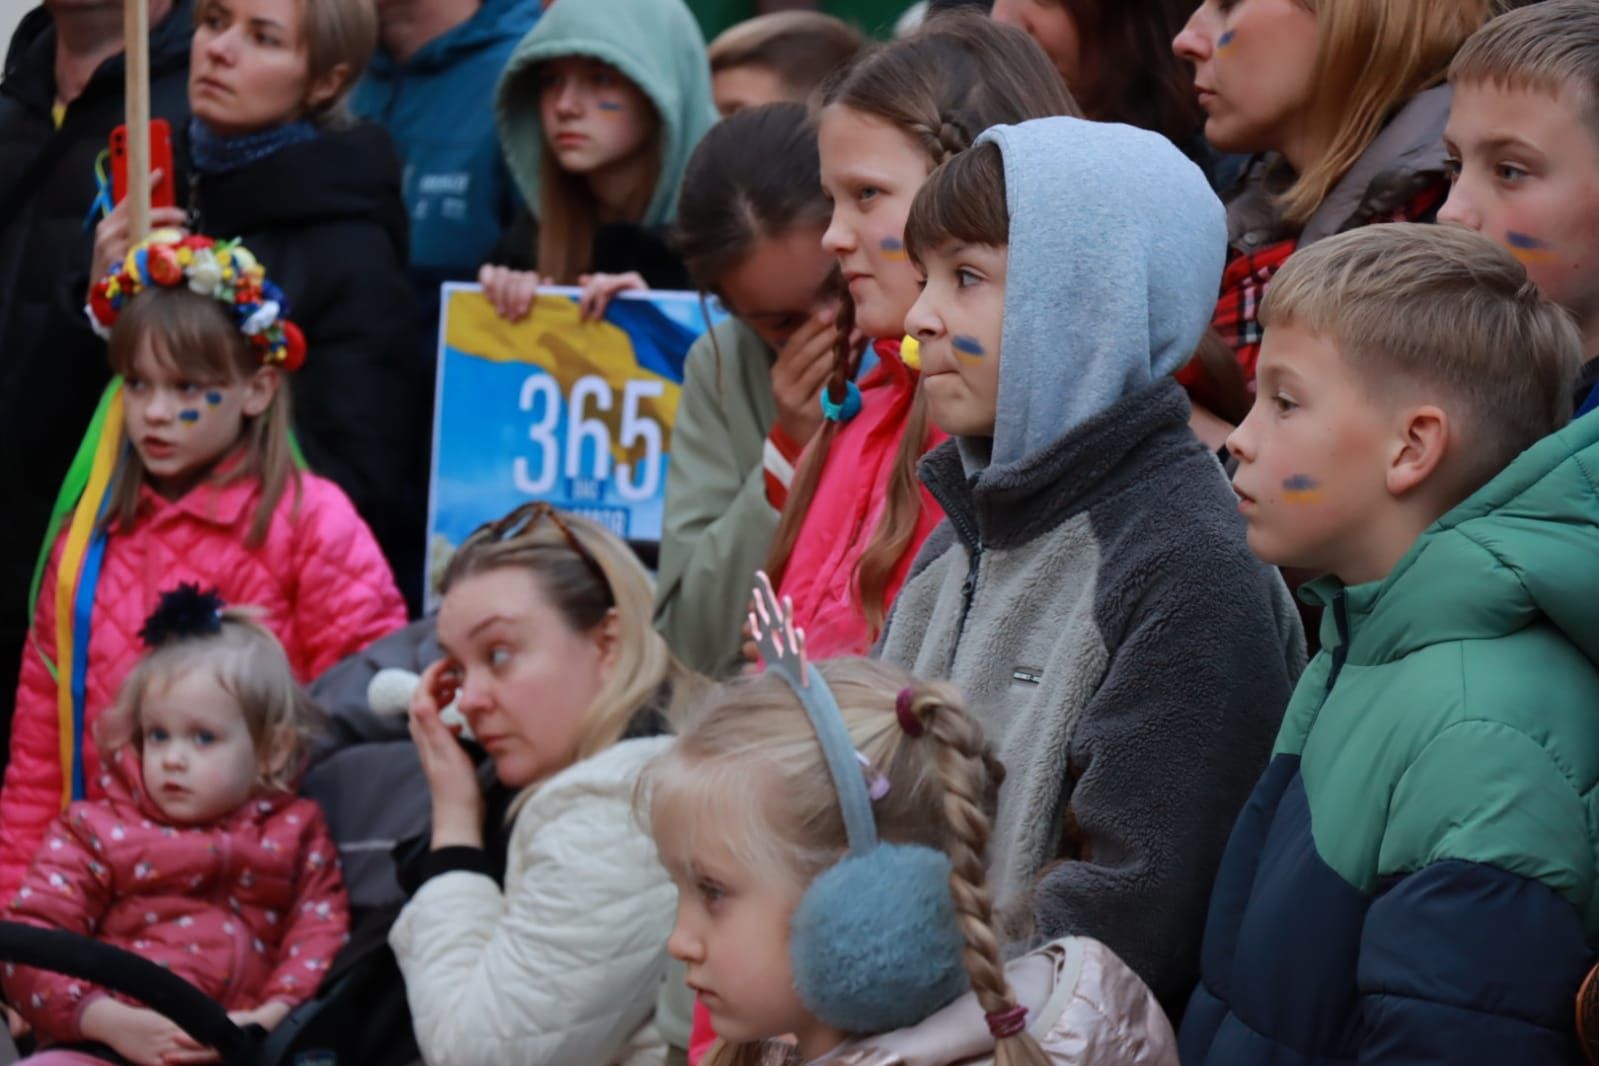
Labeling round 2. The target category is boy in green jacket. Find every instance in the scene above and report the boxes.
[1183,222,1599,1063]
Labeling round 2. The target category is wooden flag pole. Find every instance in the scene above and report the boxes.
[124,0,151,240]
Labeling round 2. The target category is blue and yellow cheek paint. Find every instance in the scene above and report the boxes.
[1506,231,1557,265]
[880,236,909,262]
[1216,29,1237,51]
[178,409,201,429]
[1282,473,1323,504]
[205,390,224,407]
[952,335,987,363]
[596,100,624,115]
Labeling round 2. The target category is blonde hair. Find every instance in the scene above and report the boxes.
[708,13,866,100]
[1280,0,1491,224]
[1260,222,1581,495]
[443,504,689,785]
[107,287,300,548]
[101,608,322,794]
[1450,0,1599,126]
[644,659,1049,1066]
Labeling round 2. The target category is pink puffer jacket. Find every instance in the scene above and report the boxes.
[2,748,349,1045]
[1,472,406,901]
[778,340,946,659]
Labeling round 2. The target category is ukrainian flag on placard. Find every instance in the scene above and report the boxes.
[428,285,726,601]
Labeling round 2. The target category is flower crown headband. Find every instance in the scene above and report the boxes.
[86,231,308,372]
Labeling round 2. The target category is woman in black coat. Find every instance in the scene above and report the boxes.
[93,0,427,610]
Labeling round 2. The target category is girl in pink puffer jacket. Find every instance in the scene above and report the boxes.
[5,591,349,1065]
[1,233,406,903]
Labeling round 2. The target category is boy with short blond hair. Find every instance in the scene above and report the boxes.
[1182,222,1599,1065]
[1441,0,1599,416]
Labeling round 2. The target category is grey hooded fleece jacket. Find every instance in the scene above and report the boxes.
[877,117,1306,1014]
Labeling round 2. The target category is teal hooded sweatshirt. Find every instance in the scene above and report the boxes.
[493,0,718,231]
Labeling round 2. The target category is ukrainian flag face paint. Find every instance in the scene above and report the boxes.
[904,240,1009,439]
[1440,80,1599,334]
[1225,321,1399,582]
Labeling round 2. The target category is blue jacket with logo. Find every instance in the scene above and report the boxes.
[350,0,537,315]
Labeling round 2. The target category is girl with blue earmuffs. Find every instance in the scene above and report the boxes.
[640,580,1178,1066]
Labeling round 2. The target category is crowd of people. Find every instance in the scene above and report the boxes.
[1,0,1597,1062]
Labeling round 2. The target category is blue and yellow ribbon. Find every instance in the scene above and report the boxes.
[39,381,124,808]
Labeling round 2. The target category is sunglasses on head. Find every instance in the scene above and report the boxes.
[468,502,611,594]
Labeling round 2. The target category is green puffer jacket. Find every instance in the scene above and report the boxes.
[1182,410,1599,1064]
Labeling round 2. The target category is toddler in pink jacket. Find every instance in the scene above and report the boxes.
[4,589,350,1065]
[2,234,406,902]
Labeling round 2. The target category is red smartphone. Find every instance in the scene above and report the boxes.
[110,119,176,209]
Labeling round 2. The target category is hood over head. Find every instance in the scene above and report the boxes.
[978,116,1226,468]
[493,0,718,227]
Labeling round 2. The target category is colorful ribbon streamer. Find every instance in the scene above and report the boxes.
[46,381,124,808]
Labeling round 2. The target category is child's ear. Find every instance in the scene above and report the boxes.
[258,724,298,781]
[242,366,280,418]
[1386,403,1450,497]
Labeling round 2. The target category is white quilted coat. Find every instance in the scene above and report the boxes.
[390,736,677,1065]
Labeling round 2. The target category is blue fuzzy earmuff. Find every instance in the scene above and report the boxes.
[747,575,969,1034]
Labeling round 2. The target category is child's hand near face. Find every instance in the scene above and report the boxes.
[770,307,841,446]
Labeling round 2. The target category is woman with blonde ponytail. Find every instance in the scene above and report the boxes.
[389,501,693,1065]
[643,658,1177,1065]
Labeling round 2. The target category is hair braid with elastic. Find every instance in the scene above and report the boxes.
[913,689,1050,1064]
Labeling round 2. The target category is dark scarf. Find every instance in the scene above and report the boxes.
[188,117,317,176]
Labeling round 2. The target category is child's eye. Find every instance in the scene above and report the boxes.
[146,727,169,743]
[125,377,147,392]
[955,268,982,288]
[592,71,616,88]
[697,879,727,909]
[1441,157,1461,182]
[1271,393,1298,414]
[488,647,512,668]
[1494,162,1530,184]
[194,730,216,746]
[857,186,880,204]
[178,382,203,396]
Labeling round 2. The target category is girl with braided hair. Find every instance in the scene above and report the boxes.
[643,657,1177,1065]
[762,14,1079,660]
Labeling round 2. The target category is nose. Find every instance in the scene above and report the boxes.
[144,388,177,423]
[204,22,237,64]
[904,284,943,343]
[1225,405,1258,463]
[161,744,187,769]
[666,908,704,964]
[820,208,854,258]
[454,671,493,722]
[554,77,584,117]
[1436,180,1480,231]
[1173,6,1212,64]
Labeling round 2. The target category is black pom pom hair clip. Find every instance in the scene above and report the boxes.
[137,583,227,650]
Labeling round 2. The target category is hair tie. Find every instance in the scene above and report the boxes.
[985,1005,1028,1039]
[820,379,862,423]
[895,688,924,737]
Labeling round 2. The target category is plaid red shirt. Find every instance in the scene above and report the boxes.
[1180,176,1450,396]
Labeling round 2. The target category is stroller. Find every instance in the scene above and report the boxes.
[0,621,445,1066]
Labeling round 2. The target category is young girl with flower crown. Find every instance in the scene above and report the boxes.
[4,590,350,1066]
[0,232,407,903]
[762,15,1079,660]
[643,639,1178,1066]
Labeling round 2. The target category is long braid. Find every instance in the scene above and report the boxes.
[913,689,1050,1065]
[764,292,858,587]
